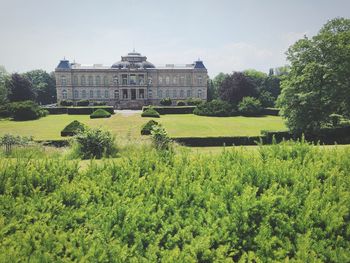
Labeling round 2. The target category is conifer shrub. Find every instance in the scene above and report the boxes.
[61,120,86,137]
[9,101,48,120]
[90,108,111,119]
[141,120,159,135]
[160,97,172,106]
[141,108,160,118]
[194,99,234,117]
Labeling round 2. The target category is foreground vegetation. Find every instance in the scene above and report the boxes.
[0,141,349,262]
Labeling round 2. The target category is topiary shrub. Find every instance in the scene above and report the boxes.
[141,108,160,118]
[194,100,234,117]
[177,100,186,106]
[238,97,263,116]
[90,109,111,119]
[160,98,172,106]
[9,101,48,121]
[76,100,90,106]
[186,98,204,106]
[93,101,107,106]
[61,120,86,137]
[74,127,117,159]
[60,100,73,106]
[141,120,159,135]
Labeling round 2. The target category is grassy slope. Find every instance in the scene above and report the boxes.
[0,114,287,140]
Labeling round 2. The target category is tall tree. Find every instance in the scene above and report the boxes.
[218,72,257,105]
[0,66,8,104]
[24,70,56,104]
[277,17,350,132]
[7,73,35,102]
[243,69,267,93]
[207,79,217,102]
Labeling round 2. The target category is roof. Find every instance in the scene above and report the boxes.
[56,60,71,69]
[194,60,206,69]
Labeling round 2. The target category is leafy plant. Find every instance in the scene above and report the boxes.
[61,120,86,137]
[9,100,48,120]
[90,109,111,119]
[150,125,171,150]
[141,108,160,118]
[238,97,262,116]
[141,120,159,135]
[160,98,172,106]
[194,99,233,117]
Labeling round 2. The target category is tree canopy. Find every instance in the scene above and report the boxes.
[277,17,350,132]
[7,73,36,102]
[24,70,56,105]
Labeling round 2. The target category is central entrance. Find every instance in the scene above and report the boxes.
[131,89,136,100]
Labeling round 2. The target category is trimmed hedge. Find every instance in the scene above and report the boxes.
[194,100,234,117]
[90,109,111,119]
[173,136,264,147]
[76,100,90,106]
[67,106,114,115]
[36,139,70,147]
[177,101,186,106]
[142,106,196,115]
[60,100,73,106]
[141,120,159,135]
[160,98,172,106]
[93,101,107,106]
[44,107,68,114]
[141,108,160,118]
[262,108,280,116]
[61,120,85,137]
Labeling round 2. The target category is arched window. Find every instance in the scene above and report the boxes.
[198,89,202,98]
[173,76,177,85]
[104,76,109,86]
[73,76,78,85]
[61,76,66,86]
[158,76,163,84]
[186,75,191,85]
[180,76,185,85]
[62,89,67,99]
[88,76,93,86]
[73,89,78,99]
[113,75,119,85]
[165,76,170,85]
[158,89,163,98]
[180,90,184,98]
[97,90,101,98]
[105,90,109,98]
[81,90,86,98]
[166,90,169,97]
[114,90,119,99]
[90,90,93,98]
[96,76,101,85]
[81,76,86,85]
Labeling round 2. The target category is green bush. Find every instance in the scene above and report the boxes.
[329,113,343,127]
[141,108,160,118]
[258,90,275,108]
[160,97,172,106]
[60,100,73,106]
[176,100,186,106]
[141,120,159,135]
[186,98,204,106]
[9,101,48,121]
[90,109,111,119]
[74,127,117,159]
[67,106,114,115]
[238,96,263,116]
[61,120,86,137]
[93,101,107,106]
[194,99,234,117]
[151,125,171,150]
[0,104,11,118]
[76,100,90,106]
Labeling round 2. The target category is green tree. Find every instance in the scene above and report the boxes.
[243,69,267,92]
[207,79,217,101]
[24,70,56,105]
[0,66,9,104]
[6,73,35,102]
[278,17,350,132]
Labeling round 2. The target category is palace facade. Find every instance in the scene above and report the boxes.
[55,51,208,109]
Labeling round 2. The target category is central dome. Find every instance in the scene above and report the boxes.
[111,51,155,69]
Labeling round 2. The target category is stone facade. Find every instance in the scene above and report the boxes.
[55,51,208,109]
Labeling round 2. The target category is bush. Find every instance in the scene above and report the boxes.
[90,109,111,119]
[329,113,343,127]
[76,100,90,106]
[60,100,73,106]
[258,90,275,108]
[141,108,160,118]
[186,98,204,106]
[61,120,86,137]
[9,101,48,121]
[0,104,11,118]
[93,101,107,106]
[74,128,117,159]
[176,100,186,106]
[173,136,263,146]
[151,125,171,150]
[45,107,68,114]
[141,120,159,135]
[160,98,172,106]
[238,97,263,116]
[67,106,114,115]
[194,100,234,117]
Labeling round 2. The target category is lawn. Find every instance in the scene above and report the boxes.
[0,113,287,140]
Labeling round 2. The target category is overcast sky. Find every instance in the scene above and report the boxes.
[0,0,349,77]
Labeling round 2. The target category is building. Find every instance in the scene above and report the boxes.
[55,51,208,109]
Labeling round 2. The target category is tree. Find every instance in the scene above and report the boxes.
[218,72,257,105]
[259,90,275,107]
[207,80,217,101]
[238,97,262,116]
[277,17,350,132]
[7,73,35,102]
[243,69,267,92]
[0,66,8,104]
[24,70,56,105]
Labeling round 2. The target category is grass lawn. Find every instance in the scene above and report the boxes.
[0,113,287,140]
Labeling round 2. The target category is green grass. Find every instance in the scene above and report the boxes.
[0,114,287,140]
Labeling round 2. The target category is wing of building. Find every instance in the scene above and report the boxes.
[55,51,208,109]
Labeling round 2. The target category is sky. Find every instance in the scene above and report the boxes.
[0,0,349,77]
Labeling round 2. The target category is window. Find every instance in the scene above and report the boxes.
[139,89,144,98]
[96,76,101,85]
[158,76,163,84]
[122,89,128,99]
[148,89,152,99]
[104,76,109,86]
[187,90,192,98]
[130,74,136,85]
[97,90,101,98]
[113,75,119,85]
[73,89,78,99]
[61,76,66,86]
[197,76,202,86]
[114,90,119,99]
[165,90,169,97]
[88,76,93,86]
[81,76,86,85]
[173,76,177,85]
[158,89,163,98]
[62,89,67,99]
[165,76,170,85]
[138,75,144,85]
[90,90,93,98]
[122,74,128,85]
[180,76,185,85]
[105,90,109,98]
[186,75,191,85]
[82,90,86,98]
[148,77,152,85]
[180,90,184,98]
[173,89,177,98]
[73,76,78,85]
[198,89,202,98]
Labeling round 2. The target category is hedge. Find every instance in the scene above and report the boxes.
[141,120,159,135]
[142,106,196,115]
[141,108,160,118]
[36,139,70,147]
[61,120,85,137]
[173,136,264,147]
[90,109,111,119]
[67,106,114,115]
[44,107,68,114]
[262,108,280,116]
[76,100,90,106]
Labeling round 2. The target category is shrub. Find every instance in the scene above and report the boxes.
[90,109,111,119]
[61,120,86,137]
[60,100,73,106]
[258,90,275,108]
[194,100,234,117]
[67,106,114,115]
[9,101,47,120]
[238,97,263,116]
[151,125,171,150]
[93,101,107,106]
[160,98,172,106]
[0,134,33,155]
[76,100,90,106]
[329,113,343,127]
[141,120,159,135]
[74,128,117,159]
[141,108,160,118]
[186,98,204,106]
[177,100,186,106]
[0,104,11,118]
[142,106,195,114]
